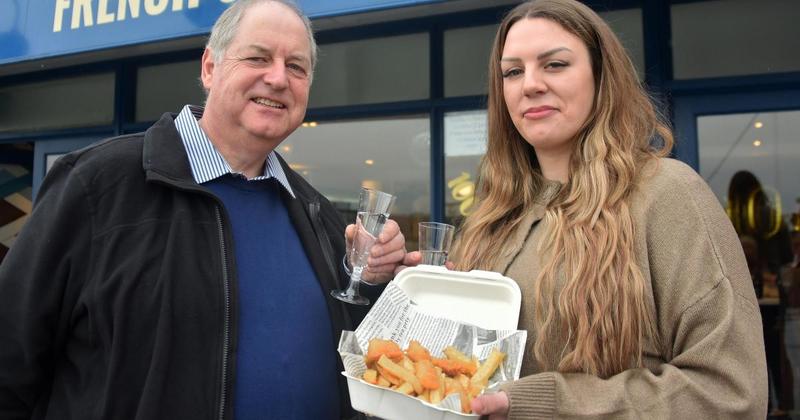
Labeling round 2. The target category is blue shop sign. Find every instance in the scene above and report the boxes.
[0,0,441,65]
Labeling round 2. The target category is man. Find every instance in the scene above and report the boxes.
[0,1,405,419]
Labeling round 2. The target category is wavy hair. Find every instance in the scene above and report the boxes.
[453,0,673,378]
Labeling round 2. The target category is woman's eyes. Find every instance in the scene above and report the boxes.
[502,61,569,78]
[545,61,568,70]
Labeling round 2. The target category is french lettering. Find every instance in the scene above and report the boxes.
[144,0,169,15]
[53,0,71,32]
[51,0,206,32]
[71,0,94,29]
[117,0,141,21]
[97,0,115,25]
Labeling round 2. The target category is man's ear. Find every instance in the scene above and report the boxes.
[200,48,215,92]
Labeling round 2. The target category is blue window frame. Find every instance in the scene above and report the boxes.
[673,83,800,170]
[32,137,101,198]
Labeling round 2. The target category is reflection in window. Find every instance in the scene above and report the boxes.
[444,24,497,97]
[0,73,114,133]
[700,110,800,229]
[136,60,204,122]
[698,110,800,415]
[309,33,429,108]
[598,8,644,80]
[671,0,800,79]
[444,110,487,227]
[281,116,430,248]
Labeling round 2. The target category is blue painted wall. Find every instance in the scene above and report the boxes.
[0,0,442,65]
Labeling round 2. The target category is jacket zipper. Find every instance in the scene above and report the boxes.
[215,206,231,420]
[145,176,233,418]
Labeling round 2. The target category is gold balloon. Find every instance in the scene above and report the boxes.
[730,185,783,239]
[448,172,476,216]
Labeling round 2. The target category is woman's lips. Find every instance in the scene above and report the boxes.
[523,106,556,120]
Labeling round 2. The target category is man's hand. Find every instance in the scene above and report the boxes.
[345,219,406,285]
[471,391,509,420]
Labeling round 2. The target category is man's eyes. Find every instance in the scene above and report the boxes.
[287,63,308,75]
[243,56,268,64]
[241,57,308,76]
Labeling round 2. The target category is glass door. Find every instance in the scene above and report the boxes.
[0,142,33,262]
[674,90,800,417]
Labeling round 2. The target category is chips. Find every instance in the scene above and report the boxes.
[361,339,506,414]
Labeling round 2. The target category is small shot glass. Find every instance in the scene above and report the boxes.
[418,222,455,266]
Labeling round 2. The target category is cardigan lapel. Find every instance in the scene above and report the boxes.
[494,205,547,275]
[494,180,563,274]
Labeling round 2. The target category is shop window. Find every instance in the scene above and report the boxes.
[0,73,114,133]
[671,0,800,79]
[443,110,486,227]
[599,8,644,80]
[136,60,204,122]
[699,110,800,227]
[444,24,497,97]
[280,116,430,248]
[697,110,800,415]
[309,33,429,108]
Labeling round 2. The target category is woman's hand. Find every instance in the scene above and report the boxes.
[394,251,455,274]
[471,391,510,420]
[344,219,406,284]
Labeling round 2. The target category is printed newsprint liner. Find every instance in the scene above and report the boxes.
[338,265,527,420]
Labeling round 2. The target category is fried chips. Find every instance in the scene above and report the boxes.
[361,339,506,414]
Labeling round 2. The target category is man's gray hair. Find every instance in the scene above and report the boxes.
[206,0,318,71]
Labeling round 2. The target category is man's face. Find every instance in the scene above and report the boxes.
[201,1,311,151]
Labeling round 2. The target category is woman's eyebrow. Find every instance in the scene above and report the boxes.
[501,47,572,63]
[537,47,571,60]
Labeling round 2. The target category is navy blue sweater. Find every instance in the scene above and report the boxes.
[207,175,339,419]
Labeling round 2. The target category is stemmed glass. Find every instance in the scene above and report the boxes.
[331,187,396,305]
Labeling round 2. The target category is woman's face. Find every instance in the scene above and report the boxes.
[501,18,595,159]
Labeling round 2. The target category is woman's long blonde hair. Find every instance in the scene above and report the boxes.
[453,0,673,378]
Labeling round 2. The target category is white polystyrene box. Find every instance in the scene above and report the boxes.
[342,265,523,420]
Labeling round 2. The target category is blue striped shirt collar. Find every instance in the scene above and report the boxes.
[174,104,295,198]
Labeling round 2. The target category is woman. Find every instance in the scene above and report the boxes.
[405,0,768,418]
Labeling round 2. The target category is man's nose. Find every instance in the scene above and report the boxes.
[262,61,289,89]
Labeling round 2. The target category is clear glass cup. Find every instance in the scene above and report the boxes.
[331,187,396,305]
[418,221,455,266]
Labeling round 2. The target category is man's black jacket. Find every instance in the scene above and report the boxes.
[0,113,380,419]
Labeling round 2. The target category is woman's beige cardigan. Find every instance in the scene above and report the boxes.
[486,158,767,419]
